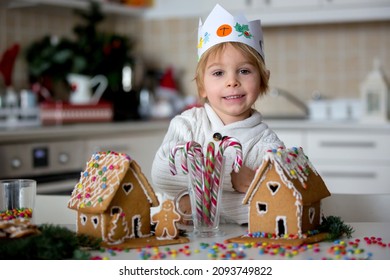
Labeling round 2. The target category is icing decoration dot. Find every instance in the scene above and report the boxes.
[109,165,114,170]
[94,163,99,168]
[290,170,296,176]
[95,155,100,160]
[98,197,103,203]
[98,171,103,176]
[102,177,107,182]
[83,171,89,177]
[102,183,107,189]
[92,176,96,182]
[77,183,83,189]
[102,166,107,172]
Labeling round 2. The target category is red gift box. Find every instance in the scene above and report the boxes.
[40,101,113,125]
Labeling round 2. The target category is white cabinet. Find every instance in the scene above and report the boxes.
[4,0,146,16]
[246,0,390,25]
[7,0,390,24]
[306,130,390,195]
[270,122,390,222]
[272,129,306,149]
[85,130,165,182]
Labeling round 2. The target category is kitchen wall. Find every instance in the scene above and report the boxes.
[1,5,390,107]
[137,18,390,104]
[0,5,140,89]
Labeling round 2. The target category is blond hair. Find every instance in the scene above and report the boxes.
[195,42,269,99]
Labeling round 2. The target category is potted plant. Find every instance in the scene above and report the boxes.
[25,1,133,102]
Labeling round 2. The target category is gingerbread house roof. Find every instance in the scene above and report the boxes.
[243,147,330,205]
[68,151,159,214]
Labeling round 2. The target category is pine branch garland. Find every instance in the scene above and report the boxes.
[319,215,354,241]
[0,224,101,260]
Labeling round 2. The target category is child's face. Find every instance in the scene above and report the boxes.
[200,44,262,125]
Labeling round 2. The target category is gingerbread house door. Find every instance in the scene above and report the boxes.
[276,216,287,236]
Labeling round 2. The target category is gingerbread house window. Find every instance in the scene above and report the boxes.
[309,207,315,224]
[122,183,134,195]
[111,206,121,216]
[91,215,99,228]
[266,182,280,195]
[257,202,267,214]
[80,214,87,226]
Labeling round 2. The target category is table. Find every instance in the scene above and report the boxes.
[88,222,390,260]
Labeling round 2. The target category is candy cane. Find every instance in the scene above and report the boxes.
[203,142,215,224]
[218,136,243,173]
[185,141,205,222]
[210,136,243,220]
[169,143,187,175]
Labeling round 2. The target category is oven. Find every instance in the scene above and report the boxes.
[0,140,85,195]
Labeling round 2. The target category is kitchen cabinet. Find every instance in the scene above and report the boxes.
[4,0,146,17]
[273,129,306,148]
[143,0,390,26]
[306,131,390,195]
[0,121,169,194]
[6,0,390,24]
[269,121,390,222]
[270,122,390,195]
[245,0,390,26]
[85,130,165,182]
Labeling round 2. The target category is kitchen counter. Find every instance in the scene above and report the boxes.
[33,195,390,260]
[0,120,170,144]
[1,119,389,144]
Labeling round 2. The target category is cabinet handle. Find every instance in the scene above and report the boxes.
[322,171,376,179]
[320,141,375,148]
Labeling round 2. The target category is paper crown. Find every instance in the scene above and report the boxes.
[197,4,265,61]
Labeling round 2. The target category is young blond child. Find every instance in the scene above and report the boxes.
[151,4,284,225]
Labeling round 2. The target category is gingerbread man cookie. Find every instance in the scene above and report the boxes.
[151,200,181,240]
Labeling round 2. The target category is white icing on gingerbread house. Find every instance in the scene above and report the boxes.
[68,151,159,244]
[243,147,330,238]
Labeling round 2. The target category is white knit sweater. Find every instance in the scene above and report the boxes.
[151,103,284,225]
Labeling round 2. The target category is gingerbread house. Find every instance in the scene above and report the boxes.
[68,151,159,245]
[242,147,330,238]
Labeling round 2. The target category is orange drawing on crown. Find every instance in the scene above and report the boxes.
[216,24,232,37]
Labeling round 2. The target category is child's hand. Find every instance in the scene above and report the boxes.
[231,165,255,193]
[176,194,192,225]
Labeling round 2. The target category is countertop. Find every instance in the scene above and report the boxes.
[0,120,170,144]
[89,222,390,260]
[1,119,390,144]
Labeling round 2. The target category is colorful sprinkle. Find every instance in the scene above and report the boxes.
[0,208,33,220]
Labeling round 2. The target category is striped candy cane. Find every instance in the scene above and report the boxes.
[203,142,216,224]
[210,136,243,220]
[184,141,205,223]
[169,143,187,175]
